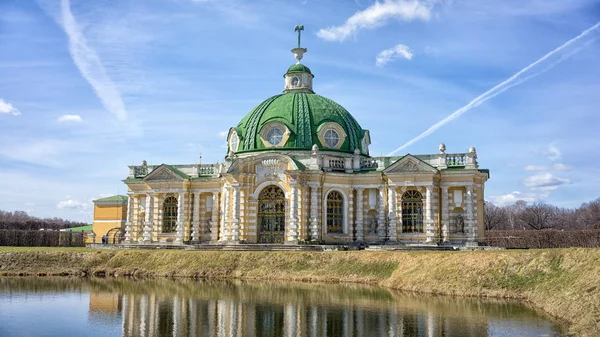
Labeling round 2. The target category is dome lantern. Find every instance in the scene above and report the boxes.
[284,24,314,94]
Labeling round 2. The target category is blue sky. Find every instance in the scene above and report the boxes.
[0,0,599,222]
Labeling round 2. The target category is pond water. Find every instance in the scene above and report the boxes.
[0,277,566,337]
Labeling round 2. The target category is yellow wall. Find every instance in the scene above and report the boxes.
[94,204,127,220]
[92,203,127,243]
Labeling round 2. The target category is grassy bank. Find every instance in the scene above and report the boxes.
[0,247,598,336]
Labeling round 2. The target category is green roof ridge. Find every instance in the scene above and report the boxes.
[94,195,128,203]
[163,164,189,179]
[286,63,311,75]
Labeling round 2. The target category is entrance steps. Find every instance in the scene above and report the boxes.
[186,244,345,251]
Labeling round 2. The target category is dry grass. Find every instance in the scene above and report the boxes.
[0,247,598,336]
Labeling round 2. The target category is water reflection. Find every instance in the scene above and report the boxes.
[0,278,565,337]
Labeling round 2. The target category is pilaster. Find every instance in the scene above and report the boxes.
[310,186,319,241]
[124,194,134,243]
[466,186,476,243]
[288,184,299,243]
[441,186,449,242]
[377,186,386,241]
[191,192,201,243]
[425,185,435,243]
[174,193,184,244]
[355,188,364,241]
[211,192,220,242]
[143,194,153,243]
[220,187,229,242]
[231,185,240,243]
[387,187,397,242]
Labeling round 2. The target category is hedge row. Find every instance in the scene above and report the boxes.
[484,229,600,249]
[0,229,85,247]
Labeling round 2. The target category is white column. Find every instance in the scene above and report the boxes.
[142,195,153,243]
[466,185,476,242]
[191,192,200,243]
[377,186,386,241]
[231,185,240,243]
[355,188,364,241]
[310,186,319,241]
[124,195,134,243]
[211,192,220,242]
[220,187,229,242]
[239,191,245,242]
[425,185,435,243]
[387,187,397,242]
[175,193,184,244]
[152,194,162,240]
[288,184,299,243]
[441,186,449,242]
[397,187,403,235]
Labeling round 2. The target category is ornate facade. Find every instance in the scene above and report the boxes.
[114,28,489,247]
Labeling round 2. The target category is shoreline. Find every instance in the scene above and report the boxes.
[0,247,598,336]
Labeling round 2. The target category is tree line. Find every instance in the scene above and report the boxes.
[484,198,600,231]
[0,210,89,231]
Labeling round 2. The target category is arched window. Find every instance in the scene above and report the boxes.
[326,191,344,233]
[162,196,178,233]
[402,190,423,233]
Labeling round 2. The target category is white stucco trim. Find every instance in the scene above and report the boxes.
[252,180,289,199]
[322,187,348,234]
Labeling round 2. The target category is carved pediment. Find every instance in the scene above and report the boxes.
[384,155,438,174]
[143,165,186,181]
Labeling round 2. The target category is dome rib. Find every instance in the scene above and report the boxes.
[242,94,282,151]
[234,92,367,154]
[318,96,361,151]
[296,92,312,147]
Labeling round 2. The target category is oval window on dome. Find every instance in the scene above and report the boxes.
[266,127,284,146]
[291,76,300,87]
[324,129,340,148]
[229,132,239,152]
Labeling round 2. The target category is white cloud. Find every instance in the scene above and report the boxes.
[553,163,572,171]
[58,114,82,122]
[488,191,541,206]
[56,199,88,210]
[523,172,570,191]
[0,99,21,115]
[376,44,413,66]
[524,163,572,171]
[544,143,561,161]
[59,0,128,120]
[317,0,432,42]
[524,165,547,171]
[218,131,228,137]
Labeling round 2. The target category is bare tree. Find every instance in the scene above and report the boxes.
[518,202,557,230]
[484,201,506,230]
[505,200,527,230]
[577,198,600,229]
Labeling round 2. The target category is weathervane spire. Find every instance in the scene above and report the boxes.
[291,24,307,64]
[294,24,304,48]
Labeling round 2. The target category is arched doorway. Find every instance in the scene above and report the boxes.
[402,190,424,233]
[257,185,286,243]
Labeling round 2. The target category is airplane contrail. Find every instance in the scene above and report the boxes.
[387,21,600,156]
[60,0,128,120]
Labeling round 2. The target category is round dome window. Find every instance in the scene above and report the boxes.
[266,127,284,146]
[324,129,340,148]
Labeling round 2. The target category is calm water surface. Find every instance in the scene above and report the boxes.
[0,277,566,337]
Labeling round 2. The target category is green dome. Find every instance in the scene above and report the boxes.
[233,92,367,154]
[286,63,312,75]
